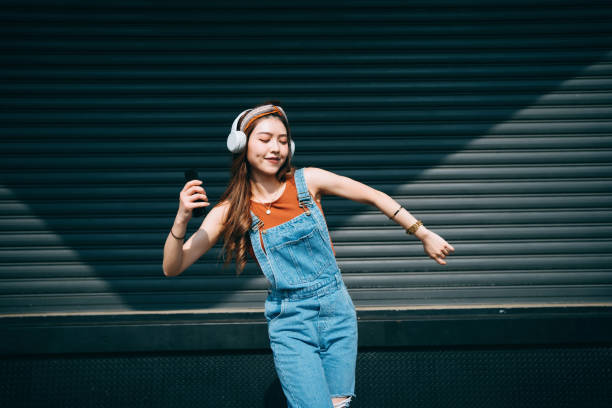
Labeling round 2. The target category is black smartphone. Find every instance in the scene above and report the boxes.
[184,168,207,217]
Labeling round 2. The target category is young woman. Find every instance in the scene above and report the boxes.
[162,103,455,408]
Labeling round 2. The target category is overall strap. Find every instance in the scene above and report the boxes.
[294,168,313,206]
[294,167,334,246]
[248,209,275,286]
[250,210,263,231]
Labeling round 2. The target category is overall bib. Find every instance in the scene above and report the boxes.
[249,168,358,408]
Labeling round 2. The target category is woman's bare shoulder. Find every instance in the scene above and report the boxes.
[303,167,329,200]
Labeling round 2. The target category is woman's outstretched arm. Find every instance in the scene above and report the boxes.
[163,179,228,277]
[304,167,455,265]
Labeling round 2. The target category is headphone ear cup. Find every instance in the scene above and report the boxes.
[227,130,247,153]
[290,140,295,156]
[227,109,251,153]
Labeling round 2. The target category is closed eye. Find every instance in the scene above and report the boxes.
[259,138,288,144]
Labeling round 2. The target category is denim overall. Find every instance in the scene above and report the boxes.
[249,168,358,408]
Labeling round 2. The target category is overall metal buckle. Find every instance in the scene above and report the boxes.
[252,219,265,232]
[299,201,311,216]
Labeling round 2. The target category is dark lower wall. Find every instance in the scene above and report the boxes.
[2,307,612,408]
[2,344,611,408]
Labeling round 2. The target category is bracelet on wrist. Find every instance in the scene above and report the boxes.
[405,220,423,235]
[170,228,186,240]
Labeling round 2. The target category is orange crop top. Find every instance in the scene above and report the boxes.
[248,172,336,261]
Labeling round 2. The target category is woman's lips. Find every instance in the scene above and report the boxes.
[266,158,280,163]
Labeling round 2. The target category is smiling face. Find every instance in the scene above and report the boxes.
[246,116,290,176]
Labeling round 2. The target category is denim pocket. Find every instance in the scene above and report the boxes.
[264,298,284,323]
[268,225,333,285]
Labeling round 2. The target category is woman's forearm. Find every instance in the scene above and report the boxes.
[373,190,430,240]
[374,189,455,264]
[162,217,188,277]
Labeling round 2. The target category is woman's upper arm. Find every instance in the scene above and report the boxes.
[304,167,381,205]
[178,201,229,274]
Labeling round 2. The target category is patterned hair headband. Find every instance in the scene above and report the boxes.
[240,104,288,133]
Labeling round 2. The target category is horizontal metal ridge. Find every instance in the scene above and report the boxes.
[4,93,612,108]
[2,151,612,170]
[2,166,612,183]
[4,79,612,94]
[2,51,610,66]
[5,138,612,155]
[3,198,612,217]
[4,108,612,123]
[5,65,612,79]
[3,179,612,196]
[1,240,612,263]
[3,6,612,23]
[3,267,612,293]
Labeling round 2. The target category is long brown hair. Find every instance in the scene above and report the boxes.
[218,101,294,275]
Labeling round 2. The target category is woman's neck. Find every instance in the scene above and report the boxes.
[250,170,284,202]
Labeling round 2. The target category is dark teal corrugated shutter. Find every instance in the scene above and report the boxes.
[1,0,612,317]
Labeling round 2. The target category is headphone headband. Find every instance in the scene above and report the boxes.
[239,105,287,132]
[227,104,294,155]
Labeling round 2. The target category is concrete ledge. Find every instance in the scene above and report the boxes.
[2,306,612,355]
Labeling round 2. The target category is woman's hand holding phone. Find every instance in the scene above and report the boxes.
[177,178,210,224]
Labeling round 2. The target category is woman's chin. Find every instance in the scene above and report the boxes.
[253,164,280,175]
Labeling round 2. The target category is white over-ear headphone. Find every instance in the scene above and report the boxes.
[226,107,295,155]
